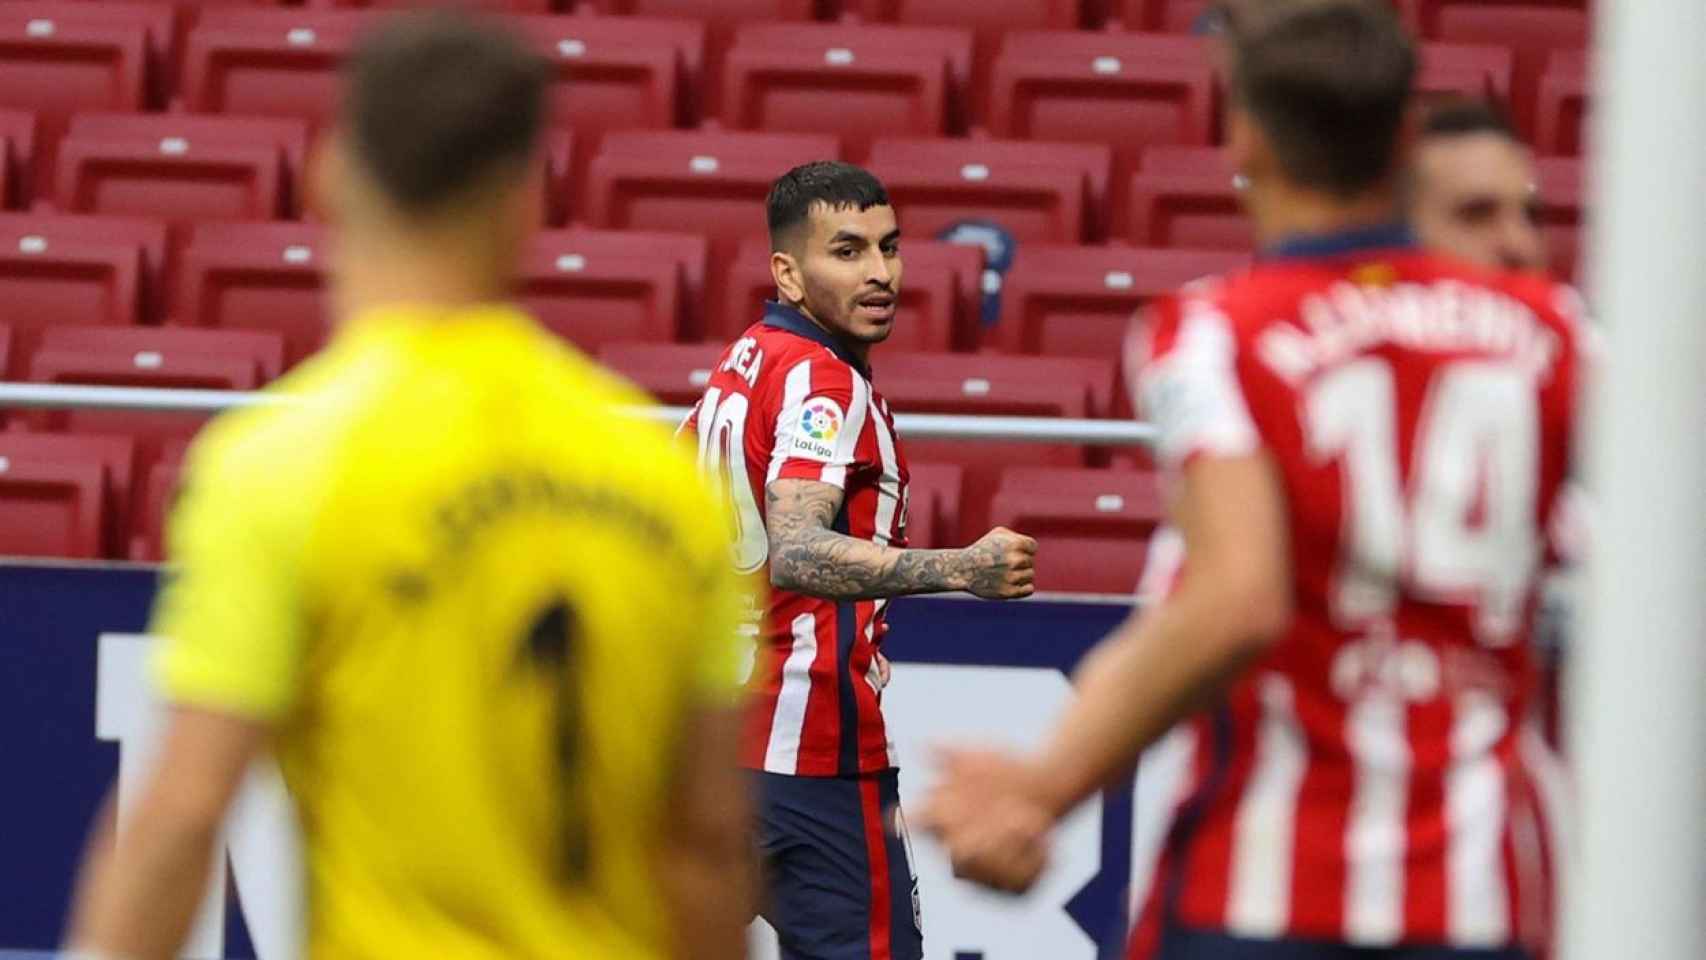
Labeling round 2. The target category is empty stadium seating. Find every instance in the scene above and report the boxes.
[0,324,10,384]
[584,130,841,249]
[0,212,168,325]
[173,221,329,366]
[0,431,135,558]
[1117,0,1215,32]
[0,6,154,123]
[53,113,307,222]
[722,22,967,157]
[0,109,37,207]
[1123,145,1251,250]
[988,31,1216,191]
[181,9,375,124]
[0,229,143,377]
[987,465,1165,594]
[867,137,1104,243]
[712,237,982,349]
[1415,41,1514,105]
[1536,49,1587,157]
[876,351,1117,539]
[126,438,184,562]
[515,231,687,353]
[596,340,723,406]
[1413,0,1589,135]
[903,460,962,549]
[994,245,1248,357]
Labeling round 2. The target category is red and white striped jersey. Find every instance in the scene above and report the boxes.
[1124,227,1586,953]
[683,302,911,777]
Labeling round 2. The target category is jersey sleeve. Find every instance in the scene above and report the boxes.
[149,418,314,721]
[1126,295,1263,471]
[765,356,874,490]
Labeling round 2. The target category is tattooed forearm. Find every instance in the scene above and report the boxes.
[765,479,972,600]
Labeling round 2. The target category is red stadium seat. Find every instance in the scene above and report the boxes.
[712,237,980,350]
[507,13,696,130]
[1415,42,1514,107]
[1536,49,1588,157]
[850,0,1081,120]
[1535,155,1581,283]
[1118,0,1215,32]
[0,233,142,378]
[552,226,709,337]
[988,31,1216,194]
[126,438,185,563]
[867,137,1103,244]
[1413,1,1589,136]
[877,351,1116,539]
[903,460,962,548]
[0,212,168,325]
[0,15,148,125]
[0,109,37,208]
[54,113,305,222]
[576,0,793,117]
[994,245,1248,357]
[0,430,134,559]
[722,23,967,156]
[595,340,722,406]
[1123,146,1250,250]
[584,130,841,250]
[24,325,285,486]
[515,232,686,354]
[0,323,10,383]
[173,221,328,366]
[181,9,376,125]
[988,465,1164,594]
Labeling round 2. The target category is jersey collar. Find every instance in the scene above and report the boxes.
[762,301,872,379]
[1262,221,1417,261]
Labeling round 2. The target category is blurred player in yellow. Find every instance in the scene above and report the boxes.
[65,13,753,960]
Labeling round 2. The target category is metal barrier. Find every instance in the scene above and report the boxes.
[0,382,1158,447]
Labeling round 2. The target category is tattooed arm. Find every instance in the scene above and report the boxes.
[765,478,1038,602]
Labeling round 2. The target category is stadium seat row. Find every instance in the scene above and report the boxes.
[0,111,1588,265]
[0,4,1590,156]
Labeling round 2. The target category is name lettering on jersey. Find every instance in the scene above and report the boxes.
[386,470,711,603]
[787,396,845,462]
[1256,280,1561,386]
[720,337,765,390]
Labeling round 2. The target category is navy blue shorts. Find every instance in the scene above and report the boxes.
[754,769,924,960]
[1158,926,1533,960]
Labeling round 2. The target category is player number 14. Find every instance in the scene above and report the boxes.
[1306,358,1540,646]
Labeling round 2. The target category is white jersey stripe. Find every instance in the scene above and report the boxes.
[1344,691,1409,946]
[763,612,821,775]
[868,401,902,548]
[766,359,816,485]
[1446,691,1511,945]
[1129,725,1198,921]
[819,372,870,489]
[1226,674,1308,937]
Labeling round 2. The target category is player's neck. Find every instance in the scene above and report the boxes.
[797,305,872,367]
[1251,181,1401,249]
[332,232,511,321]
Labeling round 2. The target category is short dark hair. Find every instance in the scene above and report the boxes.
[1227,0,1417,197]
[1422,97,1521,142]
[766,161,891,250]
[344,12,549,216]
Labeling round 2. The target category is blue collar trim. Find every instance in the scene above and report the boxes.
[761,301,871,378]
[1262,222,1418,261]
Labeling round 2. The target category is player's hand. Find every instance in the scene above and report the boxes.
[916,747,1053,894]
[959,527,1038,600]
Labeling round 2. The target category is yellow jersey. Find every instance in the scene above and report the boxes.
[150,304,750,960]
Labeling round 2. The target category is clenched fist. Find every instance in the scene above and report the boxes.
[958,527,1038,599]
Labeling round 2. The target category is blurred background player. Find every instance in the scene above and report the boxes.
[1410,98,1549,272]
[682,160,1037,960]
[920,4,1585,960]
[65,13,753,960]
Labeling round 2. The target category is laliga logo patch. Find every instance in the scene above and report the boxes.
[800,398,843,443]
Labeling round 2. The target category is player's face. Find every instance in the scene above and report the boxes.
[791,203,904,346]
[1411,133,1546,272]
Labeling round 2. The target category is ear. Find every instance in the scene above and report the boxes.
[771,248,806,304]
[1225,107,1271,189]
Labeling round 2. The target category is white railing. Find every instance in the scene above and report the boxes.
[0,382,1158,446]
